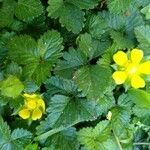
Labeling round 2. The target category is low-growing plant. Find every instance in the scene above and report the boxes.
[0,0,150,149]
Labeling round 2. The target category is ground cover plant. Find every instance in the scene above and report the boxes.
[0,0,150,149]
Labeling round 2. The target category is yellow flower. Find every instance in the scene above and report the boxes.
[18,93,45,121]
[106,111,112,121]
[112,49,150,89]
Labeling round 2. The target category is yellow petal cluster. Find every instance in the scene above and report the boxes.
[18,93,45,121]
[112,49,150,89]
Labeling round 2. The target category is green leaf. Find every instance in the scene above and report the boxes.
[8,31,63,85]
[0,116,11,148]
[96,94,115,115]
[128,89,150,108]
[37,30,64,62]
[15,0,44,22]
[0,0,15,28]
[25,143,38,150]
[47,0,85,33]
[8,35,38,64]
[0,75,24,98]
[74,65,112,100]
[10,128,32,149]
[6,62,22,76]
[107,0,132,14]
[45,76,78,96]
[78,121,118,150]
[141,4,150,20]
[133,106,150,118]
[55,48,87,78]
[77,33,111,59]
[86,14,109,39]
[111,106,131,136]
[135,25,150,54]
[45,127,79,150]
[110,30,134,49]
[67,0,100,10]
[23,80,39,93]
[36,95,101,136]
[0,116,32,150]
[100,11,125,30]
[125,5,144,34]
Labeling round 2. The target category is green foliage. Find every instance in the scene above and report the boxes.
[8,30,63,85]
[45,127,79,150]
[15,0,44,22]
[36,94,102,136]
[141,4,150,20]
[47,0,85,33]
[0,0,150,149]
[78,121,118,150]
[107,0,132,14]
[0,75,24,98]
[110,106,131,136]
[0,116,32,149]
[74,65,112,100]
[128,89,150,108]
[135,25,150,54]
[0,0,15,28]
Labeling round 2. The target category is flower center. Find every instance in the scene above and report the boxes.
[126,63,139,76]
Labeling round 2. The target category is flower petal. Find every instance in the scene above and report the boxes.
[37,99,45,112]
[26,99,37,110]
[131,49,143,64]
[23,93,37,98]
[131,75,145,89]
[112,71,127,84]
[19,109,30,119]
[139,61,150,75]
[113,51,128,66]
[32,108,42,120]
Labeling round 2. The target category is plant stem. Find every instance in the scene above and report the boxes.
[113,131,123,150]
[134,142,150,146]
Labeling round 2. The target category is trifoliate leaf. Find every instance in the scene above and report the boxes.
[15,0,44,22]
[45,127,79,150]
[107,0,132,14]
[78,121,118,150]
[111,106,131,136]
[0,75,24,98]
[67,0,100,10]
[74,65,112,100]
[128,89,150,108]
[135,25,150,54]
[0,116,32,150]
[77,33,111,59]
[141,4,150,20]
[8,30,63,85]
[36,95,101,136]
[47,0,85,33]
